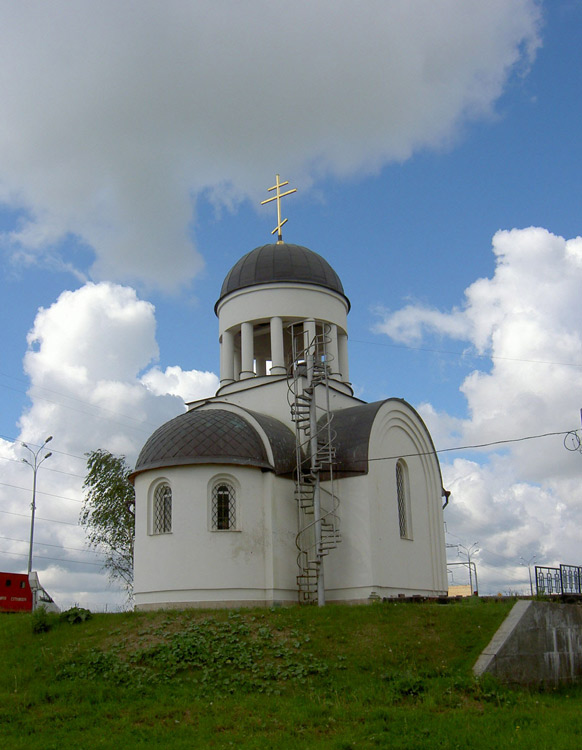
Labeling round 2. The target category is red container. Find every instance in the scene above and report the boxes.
[0,572,33,612]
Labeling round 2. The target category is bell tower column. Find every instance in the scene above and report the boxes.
[327,324,341,379]
[269,316,286,374]
[240,322,255,379]
[338,333,350,383]
[303,319,316,348]
[233,348,241,381]
[220,329,235,385]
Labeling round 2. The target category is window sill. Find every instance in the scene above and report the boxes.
[210,528,242,533]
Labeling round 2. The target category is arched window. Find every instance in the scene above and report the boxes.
[211,482,236,530]
[153,482,172,534]
[396,459,411,540]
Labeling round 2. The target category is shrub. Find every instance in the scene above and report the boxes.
[31,606,52,634]
[60,606,92,624]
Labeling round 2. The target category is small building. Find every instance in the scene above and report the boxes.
[132,239,448,608]
[448,584,473,598]
[0,572,59,613]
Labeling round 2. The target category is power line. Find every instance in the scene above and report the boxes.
[350,337,582,369]
[437,429,572,454]
[0,534,101,556]
[0,481,82,503]
[1,384,154,438]
[368,429,574,463]
[0,370,153,426]
[0,433,87,463]
[0,373,182,435]
[0,509,79,526]
[0,547,103,568]
[1,334,579,460]
[2,428,576,486]
[0,453,85,479]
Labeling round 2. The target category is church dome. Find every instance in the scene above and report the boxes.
[132,407,296,478]
[216,243,349,311]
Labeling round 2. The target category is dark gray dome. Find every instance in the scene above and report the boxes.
[131,407,296,478]
[216,243,349,312]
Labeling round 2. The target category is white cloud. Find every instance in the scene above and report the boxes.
[378,227,582,594]
[26,283,159,383]
[374,304,469,343]
[0,1,541,289]
[142,365,219,404]
[0,282,218,609]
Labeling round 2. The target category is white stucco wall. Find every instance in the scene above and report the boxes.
[216,283,349,336]
[366,402,447,597]
[319,474,375,600]
[211,379,361,432]
[312,401,447,601]
[133,465,298,609]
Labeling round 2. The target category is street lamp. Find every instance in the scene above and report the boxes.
[22,436,53,574]
[520,554,537,597]
[458,542,479,595]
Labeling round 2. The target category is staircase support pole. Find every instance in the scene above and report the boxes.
[306,322,325,607]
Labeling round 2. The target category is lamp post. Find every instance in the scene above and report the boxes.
[520,554,537,597]
[458,542,479,595]
[22,436,53,574]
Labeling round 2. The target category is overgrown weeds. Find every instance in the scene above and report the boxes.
[3,600,582,749]
[57,611,328,694]
[31,606,52,634]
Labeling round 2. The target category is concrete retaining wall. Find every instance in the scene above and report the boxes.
[474,600,582,685]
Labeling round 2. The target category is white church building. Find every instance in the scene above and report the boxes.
[131,185,448,608]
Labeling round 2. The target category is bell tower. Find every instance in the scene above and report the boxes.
[215,176,351,397]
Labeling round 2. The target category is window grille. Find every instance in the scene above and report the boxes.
[212,483,236,530]
[396,460,409,539]
[153,483,172,534]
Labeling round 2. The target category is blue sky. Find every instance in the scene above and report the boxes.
[1,1,581,607]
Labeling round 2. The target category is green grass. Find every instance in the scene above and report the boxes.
[2,599,582,748]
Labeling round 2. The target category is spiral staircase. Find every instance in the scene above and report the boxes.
[288,322,341,604]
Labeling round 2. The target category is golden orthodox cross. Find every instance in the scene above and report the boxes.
[261,174,297,243]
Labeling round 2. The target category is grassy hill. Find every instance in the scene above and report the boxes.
[1,598,581,749]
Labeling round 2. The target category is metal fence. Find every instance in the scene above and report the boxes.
[535,564,582,595]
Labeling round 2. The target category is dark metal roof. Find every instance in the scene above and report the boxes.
[132,398,439,483]
[326,398,440,477]
[132,407,296,478]
[325,401,385,476]
[244,409,297,475]
[216,243,349,312]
